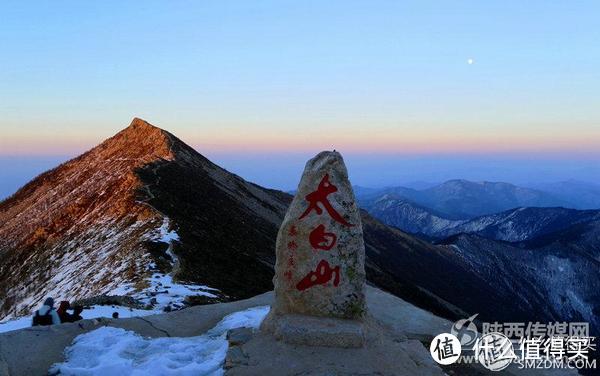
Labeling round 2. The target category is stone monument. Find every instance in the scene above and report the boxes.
[261,151,367,347]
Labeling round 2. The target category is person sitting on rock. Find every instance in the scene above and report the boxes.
[57,301,72,323]
[32,297,61,326]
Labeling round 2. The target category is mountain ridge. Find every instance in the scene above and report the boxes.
[440,206,600,242]
[0,118,290,318]
[0,118,457,322]
[364,194,465,238]
[359,179,571,220]
[2,118,597,337]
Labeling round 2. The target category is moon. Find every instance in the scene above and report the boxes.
[467,58,474,65]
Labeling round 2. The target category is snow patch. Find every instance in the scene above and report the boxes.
[112,273,218,312]
[112,217,219,312]
[49,306,270,376]
[0,316,32,334]
[155,217,180,263]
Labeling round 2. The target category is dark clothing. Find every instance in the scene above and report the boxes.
[59,312,83,323]
[70,306,84,322]
[57,301,84,323]
[70,314,83,322]
[58,312,71,323]
[32,305,60,326]
[57,301,74,323]
[32,310,53,326]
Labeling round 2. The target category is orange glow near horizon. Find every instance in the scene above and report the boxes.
[1,126,599,157]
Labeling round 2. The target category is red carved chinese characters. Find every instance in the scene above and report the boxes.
[309,224,337,250]
[296,260,340,291]
[293,173,351,291]
[298,174,354,227]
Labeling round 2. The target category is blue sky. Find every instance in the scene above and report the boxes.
[0,1,599,196]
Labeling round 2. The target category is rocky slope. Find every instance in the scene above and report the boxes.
[521,215,600,262]
[0,118,290,319]
[440,207,600,242]
[438,233,600,335]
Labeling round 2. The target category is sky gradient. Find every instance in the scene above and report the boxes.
[1,1,599,195]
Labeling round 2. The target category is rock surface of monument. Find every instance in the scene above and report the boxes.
[262,151,367,347]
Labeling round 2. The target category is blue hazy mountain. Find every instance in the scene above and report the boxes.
[359,179,571,220]
[526,180,600,210]
[361,194,466,238]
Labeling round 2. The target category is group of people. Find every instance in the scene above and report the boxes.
[32,297,84,326]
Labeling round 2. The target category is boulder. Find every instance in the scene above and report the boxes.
[271,151,366,319]
[263,151,366,347]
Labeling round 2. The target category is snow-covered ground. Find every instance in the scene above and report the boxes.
[0,316,35,333]
[110,217,220,312]
[49,306,270,376]
[0,304,159,334]
[110,272,219,313]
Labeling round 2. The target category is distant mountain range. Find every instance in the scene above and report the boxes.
[362,188,600,248]
[362,195,465,238]
[358,183,600,332]
[440,207,600,243]
[1,118,598,336]
[358,179,599,219]
[358,179,600,238]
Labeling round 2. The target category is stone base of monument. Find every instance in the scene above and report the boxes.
[260,312,366,348]
[224,302,450,376]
